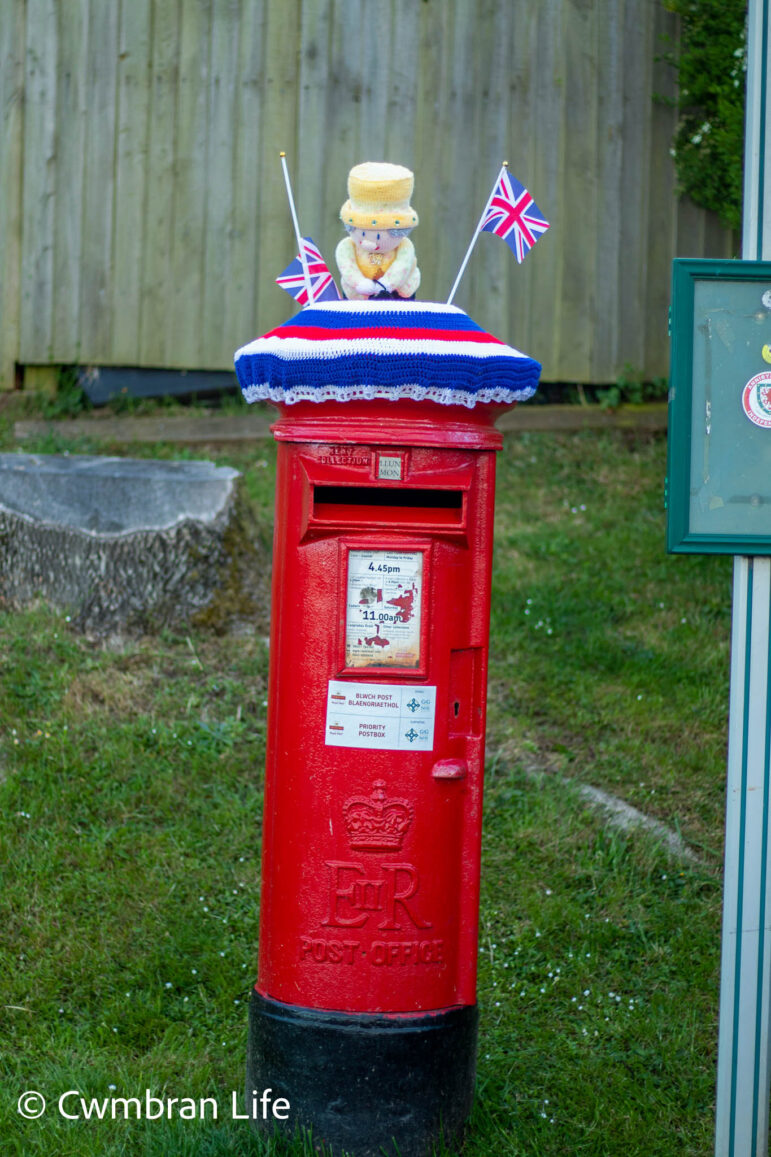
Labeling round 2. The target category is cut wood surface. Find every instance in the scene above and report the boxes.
[0,452,267,637]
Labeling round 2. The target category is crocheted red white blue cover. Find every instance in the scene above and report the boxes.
[234,301,540,409]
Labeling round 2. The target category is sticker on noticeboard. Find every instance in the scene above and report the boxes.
[742,372,771,429]
[345,549,423,669]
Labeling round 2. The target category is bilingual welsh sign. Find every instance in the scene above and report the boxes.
[668,258,771,555]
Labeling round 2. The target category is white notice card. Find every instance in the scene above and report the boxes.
[325,681,436,751]
[345,550,423,670]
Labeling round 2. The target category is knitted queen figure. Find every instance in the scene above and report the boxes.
[335,162,421,301]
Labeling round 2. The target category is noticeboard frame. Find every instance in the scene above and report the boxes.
[667,257,771,555]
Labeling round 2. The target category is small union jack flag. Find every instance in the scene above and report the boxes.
[480,168,550,263]
[276,237,341,306]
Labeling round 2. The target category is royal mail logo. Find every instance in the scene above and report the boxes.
[330,692,347,703]
[343,780,413,851]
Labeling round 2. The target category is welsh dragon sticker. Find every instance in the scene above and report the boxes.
[742,371,771,429]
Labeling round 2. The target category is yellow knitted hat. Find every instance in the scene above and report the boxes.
[340,162,419,230]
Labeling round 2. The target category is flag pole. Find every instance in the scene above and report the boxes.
[279,151,314,305]
[447,161,508,306]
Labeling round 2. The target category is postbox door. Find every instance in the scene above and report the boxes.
[257,440,496,1016]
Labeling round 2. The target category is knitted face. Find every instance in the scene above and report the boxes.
[349,228,403,255]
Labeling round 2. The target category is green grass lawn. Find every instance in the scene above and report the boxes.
[0,409,730,1156]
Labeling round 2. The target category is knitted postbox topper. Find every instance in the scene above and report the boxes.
[234,300,541,410]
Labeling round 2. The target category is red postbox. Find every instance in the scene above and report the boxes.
[235,302,540,1157]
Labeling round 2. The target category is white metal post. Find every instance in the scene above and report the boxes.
[716,558,771,1156]
[715,4,771,1154]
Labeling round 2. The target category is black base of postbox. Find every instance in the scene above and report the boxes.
[246,989,478,1157]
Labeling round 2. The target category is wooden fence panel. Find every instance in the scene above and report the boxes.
[0,0,737,391]
[50,0,87,365]
[201,0,241,368]
[0,0,25,389]
[644,0,679,377]
[526,3,565,378]
[111,0,152,366]
[616,0,654,377]
[139,0,180,368]
[223,0,267,361]
[561,0,600,381]
[595,0,625,379]
[18,0,58,367]
[253,0,301,335]
[168,0,211,371]
[79,2,119,363]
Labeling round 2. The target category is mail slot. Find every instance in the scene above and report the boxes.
[312,485,466,527]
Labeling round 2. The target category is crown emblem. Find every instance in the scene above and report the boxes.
[343,780,413,852]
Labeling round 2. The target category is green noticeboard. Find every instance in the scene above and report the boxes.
[668,258,771,554]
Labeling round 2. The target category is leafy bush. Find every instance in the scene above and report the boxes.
[532,368,668,408]
[664,0,746,231]
[595,366,669,410]
[40,366,92,419]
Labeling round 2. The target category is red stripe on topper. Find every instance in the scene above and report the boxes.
[263,325,505,345]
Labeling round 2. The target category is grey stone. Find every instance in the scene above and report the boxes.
[0,452,257,636]
[522,763,701,865]
[0,453,238,534]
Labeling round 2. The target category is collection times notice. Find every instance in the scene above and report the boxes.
[344,550,423,670]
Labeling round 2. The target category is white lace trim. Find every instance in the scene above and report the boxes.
[241,381,535,409]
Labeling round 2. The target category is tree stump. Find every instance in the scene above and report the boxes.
[0,453,263,637]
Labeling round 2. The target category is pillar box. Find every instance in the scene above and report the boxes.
[234,301,541,1157]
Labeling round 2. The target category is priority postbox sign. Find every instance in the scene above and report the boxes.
[325,680,437,751]
[667,258,771,554]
